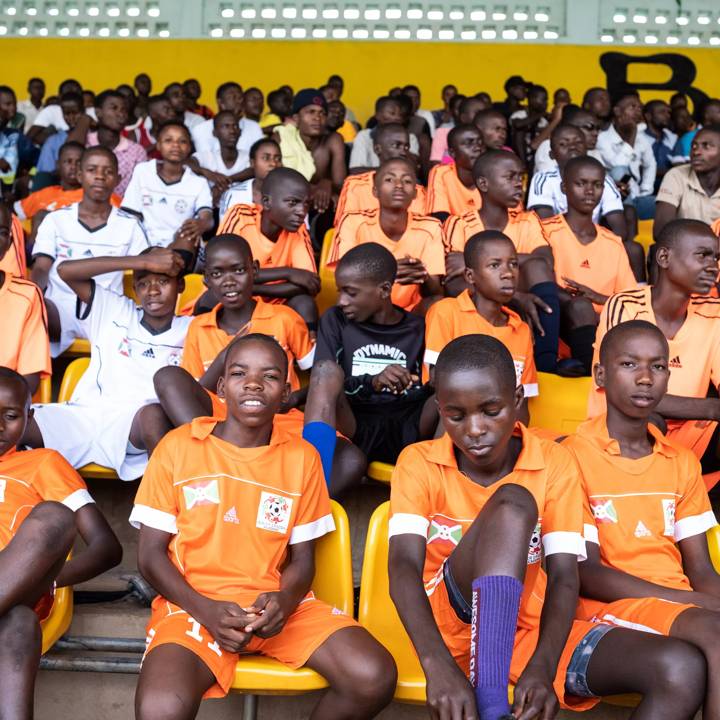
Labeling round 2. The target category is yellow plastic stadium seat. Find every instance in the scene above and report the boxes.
[316,229,338,315]
[40,583,73,654]
[636,219,654,255]
[367,461,394,485]
[707,525,720,572]
[122,270,138,303]
[33,375,52,404]
[58,357,117,480]
[176,273,205,313]
[358,502,426,703]
[230,500,353,705]
[528,372,593,435]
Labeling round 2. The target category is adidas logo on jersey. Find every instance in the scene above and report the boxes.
[142,348,156,359]
[224,506,240,525]
[580,259,591,269]
[669,356,682,368]
[634,521,652,538]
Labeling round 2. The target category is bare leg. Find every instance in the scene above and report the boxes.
[305,626,396,720]
[153,366,213,427]
[129,404,173,456]
[135,644,215,720]
[44,298,61,343]
[288,293,319,335]
[585,627,705,720]
[329,439,367,499]
[623,239,646,283]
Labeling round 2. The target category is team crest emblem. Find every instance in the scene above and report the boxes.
[527,521,542,564]
[142,193,153,206]
[256,491,293,533]
[182,479,220,509]
[166,351,182,367]
[662,499,676,536]
[118,337,131,357]
[175,199,188,213]
[590,499,618,524]
[427,519,462,545]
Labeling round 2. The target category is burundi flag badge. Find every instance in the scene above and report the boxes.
[427,518,463,545]
[590,499,618,524]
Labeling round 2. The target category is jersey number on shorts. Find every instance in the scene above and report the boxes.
[186,616,223,657]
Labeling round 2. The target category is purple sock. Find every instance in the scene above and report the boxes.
[470,575,523,720]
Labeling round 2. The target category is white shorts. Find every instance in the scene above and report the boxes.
[33,401,149,480]
[47,291,88,358]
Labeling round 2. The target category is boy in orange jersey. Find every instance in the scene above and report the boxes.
[424,231,537,423]
[0,207,26,279]
[154,233,314,420]
[442,150,566,374]
[216,167,320,332]
[0,368,122,720]
[426,123,484,221]
[389,335,601,720]
[330,158,444,313]
[542,156,637,375]
[565,320,720,718]
[588,220,720,475]
[131,335,396,717]
[333,123,426,224]
[0,204,50,395]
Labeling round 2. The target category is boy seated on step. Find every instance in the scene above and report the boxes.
[22,248,191,480]
[131,334,396,717]
[541,156,637,375]
[314,242,437,470]
[330,158,444,314]
[563,320,720,719]
[31,146,150,356]
[0,367,122,720]
[424,231,538,424]
[217,167,320,332]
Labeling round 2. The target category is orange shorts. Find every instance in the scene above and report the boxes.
[577,596,697,636]
[144,593,358,699]
[667,419,717,461]
[427,571,600,712]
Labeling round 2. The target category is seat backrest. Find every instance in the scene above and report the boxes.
[123,270,138,303]
[317,229,338,315]
[707,526,720,573]
[312,500,354,615]
[33,375,52,404]
[528,372,593,435]
[176,273,206,313]
[58,357,90,403]
[358,502,407,648]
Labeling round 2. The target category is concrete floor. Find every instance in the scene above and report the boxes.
[36,479,646,719]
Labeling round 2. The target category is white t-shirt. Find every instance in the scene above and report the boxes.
[533,139,604,174]
[191,117,264,159]
[349,128,420,169]
[73,285,190,407]
[527,168,624,222]
[33,203,149,315]
[596,125,657,198]
[193,149,248,177]
[219,179,254,217]
[32,104,97,131]
[121,160,213,247]
[183,111,205,129]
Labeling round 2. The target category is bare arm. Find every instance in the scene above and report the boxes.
[656,395,720,422]
[604,210,628,243]
[30,255,53,292]
[66,114,92,145]
[56,505,122,587]
[653,201,678,241]
[328,133,347,193]
[680,533,720,600]
[530,205,555,220]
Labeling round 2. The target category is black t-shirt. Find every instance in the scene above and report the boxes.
[316,306,427,409]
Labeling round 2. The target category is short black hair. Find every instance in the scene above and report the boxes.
[156,120,191,141]
[0,86,16,100]
[448,123,481,149]
[599,320,668,366]
[561,155,605,182]
[216,81,242,99]
[551,123,584,144]
[58,140,85,158]
[224,333,288,378]
[213,109,236,126]
[459,96,485,117]
[582,87,607,105]
[643,99,668,115]
[374,157,417,184]
[434,334,517,393]
[59,91,83,108]
[81,145,118,171]
[59,78,82,93]
[696,124,720,141]
[474,108,506,125]
[472,148,517,181]
[655,218,716,251]
[163,82,182,93]
[0,366,31,407]
[262,167,309,197]
[94,89,124,109]
[612,91,640,109]
[403,84,420,95]
[560,105,585,123]
[374,122,408,146]
[464,230,515,268]
[147,93,169,108]
[249,137,281,160]
[205,233,253,261]
[336,242,397,284]
[375,96,399,113]
[528,84,547,96]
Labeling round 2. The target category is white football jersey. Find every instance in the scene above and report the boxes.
[191,117,264,159]
[33,202,149,312]
[121,160,212,247]
[73,285,191,407]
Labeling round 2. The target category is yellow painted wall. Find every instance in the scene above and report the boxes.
[5,39,720,120]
